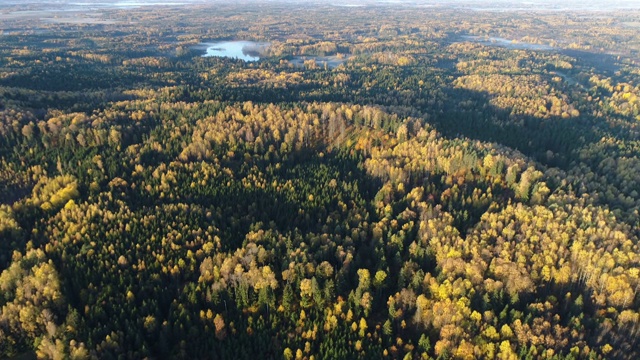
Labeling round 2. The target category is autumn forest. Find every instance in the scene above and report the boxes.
[1,1,640,359]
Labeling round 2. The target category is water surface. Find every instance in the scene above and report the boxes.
[201,41,270,62]
[288,55,351,69]
[460,35,553,51]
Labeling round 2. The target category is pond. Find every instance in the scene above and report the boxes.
[460,35,553,51]
[200,41,270,62]
[288,55,352,69]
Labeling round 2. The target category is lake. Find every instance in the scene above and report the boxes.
[460,35,553,51]
[288,55,352,69]
[200,41,270,62]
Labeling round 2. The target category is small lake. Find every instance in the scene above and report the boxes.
[460,35,553,51]
[112,2,191,8]
[288,55,352,69]
[200,41,270,62]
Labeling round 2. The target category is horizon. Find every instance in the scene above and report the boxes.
[1,0,640,11]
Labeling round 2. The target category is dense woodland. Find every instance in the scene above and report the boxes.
[1,1,640,359]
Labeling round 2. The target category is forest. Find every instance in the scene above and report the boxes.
[1,1,640,359]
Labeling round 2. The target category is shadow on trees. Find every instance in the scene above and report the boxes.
[431,87,600,170]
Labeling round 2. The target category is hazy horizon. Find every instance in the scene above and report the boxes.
[1,0,640,11]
